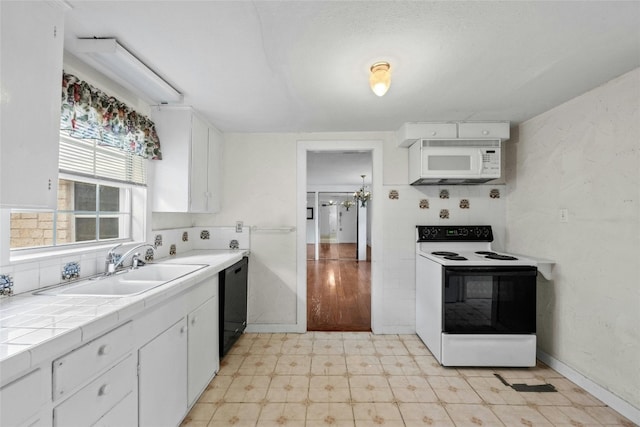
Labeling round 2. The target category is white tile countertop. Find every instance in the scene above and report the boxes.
[0,250,247,386]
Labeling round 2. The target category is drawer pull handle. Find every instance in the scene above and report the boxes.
[191,317,197,325]
[98,344,110,356]
[180,326,187,334]
[98,384,110,396]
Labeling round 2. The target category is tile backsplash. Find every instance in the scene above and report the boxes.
[0,226,250,297]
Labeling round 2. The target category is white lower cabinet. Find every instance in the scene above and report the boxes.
[138,318,188,427]
[53,322,133,401]
[53,355,135,427]
[93,391,137,427]
[0,368,50,427]
[2,273,221,427]
[188,296,219,405]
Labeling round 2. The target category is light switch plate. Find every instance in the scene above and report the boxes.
[559,209,569,223]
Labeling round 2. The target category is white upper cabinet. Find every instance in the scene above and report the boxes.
[396,122,458,147]
[151,106,223,213]
[397,121,510,147]
[457,122,510,139]
[0,1,64,209]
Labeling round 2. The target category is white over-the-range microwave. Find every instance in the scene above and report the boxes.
[408,139,501,185]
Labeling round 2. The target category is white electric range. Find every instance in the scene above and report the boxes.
[415,225,539,367]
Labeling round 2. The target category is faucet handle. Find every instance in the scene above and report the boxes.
[132,253,146,268]
[107,243,123,257]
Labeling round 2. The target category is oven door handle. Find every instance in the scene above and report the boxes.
[444,267,537,277]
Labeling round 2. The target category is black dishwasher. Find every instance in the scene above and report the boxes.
[219,257,248,357]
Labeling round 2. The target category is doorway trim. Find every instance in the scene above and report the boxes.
[296,140,383,333]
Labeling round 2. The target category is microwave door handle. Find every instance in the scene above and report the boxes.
[477,149,483,173]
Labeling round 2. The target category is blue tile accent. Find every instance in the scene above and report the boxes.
[0,274,14,296]
[62,262,80,280]
[112,254,122,266]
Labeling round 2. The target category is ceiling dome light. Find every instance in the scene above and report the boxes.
[369,62,391,97]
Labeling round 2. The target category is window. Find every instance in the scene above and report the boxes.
[10,134,146,250]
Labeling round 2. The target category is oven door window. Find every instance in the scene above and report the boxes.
[443,267,537,334]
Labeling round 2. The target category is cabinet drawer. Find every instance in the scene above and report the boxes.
[53,322,133,399]
[54,354,135,427]
[457,122,510,139]
[1,368,49,427]
[92,391,136,427]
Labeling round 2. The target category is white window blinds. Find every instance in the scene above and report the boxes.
[59,134,147,185]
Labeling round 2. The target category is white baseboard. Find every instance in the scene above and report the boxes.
[379,326,416,334]
[245,323,304,334]
[537,349,640,425]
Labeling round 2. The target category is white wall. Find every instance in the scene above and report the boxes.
[191,131,507,333]
[505,68,640,410]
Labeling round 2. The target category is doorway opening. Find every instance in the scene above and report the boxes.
[306,152,372,331]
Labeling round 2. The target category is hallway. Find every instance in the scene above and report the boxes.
[307,243,371,331]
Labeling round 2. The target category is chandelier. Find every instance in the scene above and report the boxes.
[354,175,371,207]
[341,200,355,211]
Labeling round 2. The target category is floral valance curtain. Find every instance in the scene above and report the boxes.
[60,72,162,160]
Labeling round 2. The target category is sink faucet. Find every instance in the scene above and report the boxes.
[105,243,156,275]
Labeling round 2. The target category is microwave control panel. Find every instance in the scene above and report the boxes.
[480,148,500,174]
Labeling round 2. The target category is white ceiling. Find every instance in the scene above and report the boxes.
[63,1,640,134]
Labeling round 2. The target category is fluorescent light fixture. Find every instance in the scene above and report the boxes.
[75,38,182,104]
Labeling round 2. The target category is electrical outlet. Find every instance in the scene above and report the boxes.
[235,221,243,233]
[559,209,569,223]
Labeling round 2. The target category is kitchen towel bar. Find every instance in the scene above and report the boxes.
[250,226,296,233]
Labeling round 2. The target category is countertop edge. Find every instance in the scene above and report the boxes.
[0,250,247,386]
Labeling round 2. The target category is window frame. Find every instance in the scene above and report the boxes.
[7,134,149,258]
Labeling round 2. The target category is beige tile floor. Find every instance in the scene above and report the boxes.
[181,332,636,427]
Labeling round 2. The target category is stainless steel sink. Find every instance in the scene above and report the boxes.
[36,263,208,297]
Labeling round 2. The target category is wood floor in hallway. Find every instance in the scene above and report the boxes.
[307,243,371,331]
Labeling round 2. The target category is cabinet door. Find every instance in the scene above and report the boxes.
[189,115,209,213]
[0,368,49,427]
[187,296,219,405]
[138,318,187,427]
[457,122,510,139]
[0,1,64,208]
[150,108,192,212]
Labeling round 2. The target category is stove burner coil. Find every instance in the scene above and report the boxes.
[485,254,518,261]
[432,251,459,256]
[444,255,468,261]
[475,251,496,255]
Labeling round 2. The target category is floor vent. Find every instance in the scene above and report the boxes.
[494,373,557,393]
